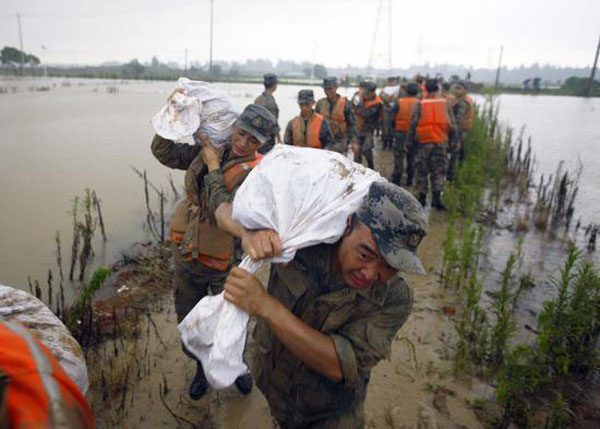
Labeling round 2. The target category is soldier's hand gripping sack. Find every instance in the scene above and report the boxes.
[178,145,384,389]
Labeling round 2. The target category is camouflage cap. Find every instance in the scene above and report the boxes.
[405,82,419,96]
[298,89,315,104]
[364,81,377,93]
[357,181,428,274]
[323,77,338,89]
[425,78,439,92]
[235,104,277,144]
[263,73,278,87]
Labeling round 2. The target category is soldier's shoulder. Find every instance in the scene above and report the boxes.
[385,275,413,310]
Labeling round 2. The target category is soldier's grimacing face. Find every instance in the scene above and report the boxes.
[335,219,397,289]
[231,127,261,157]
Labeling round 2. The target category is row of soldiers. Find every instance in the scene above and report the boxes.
[254,73,474,210]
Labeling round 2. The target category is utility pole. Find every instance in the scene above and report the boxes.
[494,45,504,89]
[184,47,188,73]
[585,35,600,97]
[367,0,383,75]
[17,13,25,76]
[209,0,214,75]
[388,0,392,70]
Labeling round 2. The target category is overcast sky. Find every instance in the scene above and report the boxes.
[1,0,598,69]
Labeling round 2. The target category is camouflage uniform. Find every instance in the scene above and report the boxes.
[409,98,458,198]
[389,92,419,186]
[253,183,427,428]
[315,78,358,154]
[390,129,412,185]
[447,93,472,180]
[284,90,335,149]
[355,85,382,169]
[151,140,243,322]
[283,114,335,149]
[255,73,280,154]
[380,81,399,150]
[151,104,276,395]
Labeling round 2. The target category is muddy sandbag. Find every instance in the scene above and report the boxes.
[151,77,239,148]
[0,284,89,394]
[179,145,384,388]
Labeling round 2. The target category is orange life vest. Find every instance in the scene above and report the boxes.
[291,113,325,148]
[394,97,419,132]
[356,96,383,131]
[318,96,347,139]
[416,98,451,144]
[0,320,93,429]
[457,95,474,131]
[169,153,262,271]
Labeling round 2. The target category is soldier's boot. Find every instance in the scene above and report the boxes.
[432,191,446,211]
[418,193,427,208]
[234,373,253,395]
[189,360,209,400]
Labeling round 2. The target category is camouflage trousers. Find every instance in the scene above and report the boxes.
[382,112,394,150]
[447,130,467,180]
[392,131,418,186]
[328,137,348,155]
[173,254,228,324]
[415,144,449,195]
[354,132,374,169]
[173,252,229,366]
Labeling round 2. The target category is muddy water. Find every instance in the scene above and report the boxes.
[0,78,327,303]
[475,94,600,329]
[0,78,598,310]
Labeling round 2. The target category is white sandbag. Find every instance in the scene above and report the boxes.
[0,284,89,394]
[151,77,238,148]
[179,145,384,388]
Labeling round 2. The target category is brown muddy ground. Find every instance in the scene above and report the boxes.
[86,147,489,428]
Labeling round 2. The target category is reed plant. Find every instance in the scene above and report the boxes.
[538,245,600,376]
[488,243,522,370]
[494,246,600,427]
[66,265,112,347]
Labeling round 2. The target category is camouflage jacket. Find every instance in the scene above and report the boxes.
[452,96,471,131]
[253,243,413,426]
[356,98,383,134]
[151,134,238,214]
[254,91,280,132]
[151,135,245,263]
[315,95,358,144]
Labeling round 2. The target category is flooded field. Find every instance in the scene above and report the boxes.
[479,94,600,327]
[0,77,598,307]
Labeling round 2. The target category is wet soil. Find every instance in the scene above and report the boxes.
[86,147,489,428]
[87,216,488,429]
